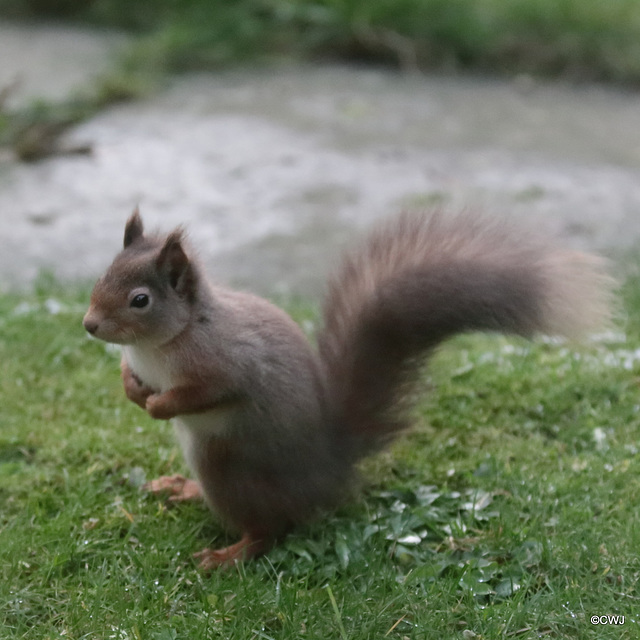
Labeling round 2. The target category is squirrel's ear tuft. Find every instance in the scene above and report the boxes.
[124,207,144,248]
[156,230,197,300]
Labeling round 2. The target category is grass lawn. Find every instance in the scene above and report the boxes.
[1,272,639,639]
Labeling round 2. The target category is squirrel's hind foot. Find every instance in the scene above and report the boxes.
[194,533,270,570]
[144,474,202,501]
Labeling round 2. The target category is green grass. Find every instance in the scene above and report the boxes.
[1,274,639,639]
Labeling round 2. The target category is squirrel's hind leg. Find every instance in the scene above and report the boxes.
[194,533,271,570]
[144,474,202,501]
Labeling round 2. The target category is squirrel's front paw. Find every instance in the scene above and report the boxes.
[122,371,153,409]
[146,394,177,420]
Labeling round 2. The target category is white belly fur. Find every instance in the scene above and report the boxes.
[124,346,234,474]
[124,345,173,392]
[173,412,234,474]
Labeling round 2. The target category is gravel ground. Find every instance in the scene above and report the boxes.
[1,23,639,296]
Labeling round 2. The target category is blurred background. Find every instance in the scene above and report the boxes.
[1,0,640,294]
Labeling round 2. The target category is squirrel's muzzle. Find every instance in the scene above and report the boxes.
[83,313,99,335]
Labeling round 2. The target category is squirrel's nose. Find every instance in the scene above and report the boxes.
[83,314,99,335]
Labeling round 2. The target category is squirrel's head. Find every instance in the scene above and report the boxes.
[83,208,199,346]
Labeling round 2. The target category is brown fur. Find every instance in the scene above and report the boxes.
[84,208,614,566]
[318,210,613,453]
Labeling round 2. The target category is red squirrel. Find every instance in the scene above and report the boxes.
[83,208,613,569]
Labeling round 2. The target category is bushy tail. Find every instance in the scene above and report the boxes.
[317,209,614,457]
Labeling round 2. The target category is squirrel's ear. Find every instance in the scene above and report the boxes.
[124,207,144,248]
[156,230,196,299]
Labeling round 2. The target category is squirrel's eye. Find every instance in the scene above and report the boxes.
[130,293,149,309]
